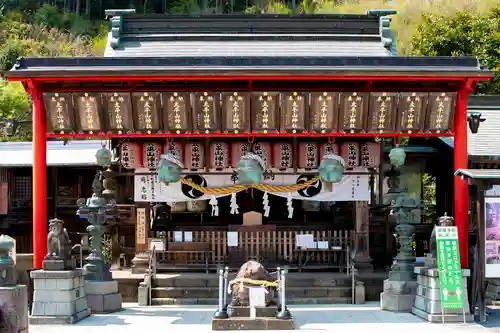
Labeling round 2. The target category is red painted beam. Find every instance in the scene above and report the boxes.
[45,132,455,139]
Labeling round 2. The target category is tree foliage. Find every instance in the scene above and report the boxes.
[410,5,500,94]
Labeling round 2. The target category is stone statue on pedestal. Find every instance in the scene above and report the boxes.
[43,218,75,271]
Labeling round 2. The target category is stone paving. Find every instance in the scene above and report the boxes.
[29,302,500,333]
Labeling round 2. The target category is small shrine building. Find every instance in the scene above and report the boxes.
[4,10,492,270]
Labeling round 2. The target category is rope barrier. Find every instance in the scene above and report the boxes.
[179,176,320,195]
[228,278,279,288]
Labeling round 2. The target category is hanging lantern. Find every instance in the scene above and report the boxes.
[231,142,251,168]
[298,143,319,169]
[236,153,264,185]
[398,93,428,134]
[252,142,271,169]
[157,154,184,184]
[340,142,360,168]
[120,142,142,169]
[184,143,205,170]
[210,142,229,169]
[95,144,112,167]
[193,92,221,133]
[272,143,293,169]
[251,92,279,133]
[367,92,398,133]
[389,146,406,168]
[425,93,456,134]
[164,142,183,162]
[142,142,163,169]
[319,143,339,159]
[339,92,369,133]
[162,92,191,133]
[360,142,381,168]
[319,154,345,183]
[310,92,339,133]
[222,92,250,133]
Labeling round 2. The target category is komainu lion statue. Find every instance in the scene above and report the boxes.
[230,260,276,307]
[45,218,71,260]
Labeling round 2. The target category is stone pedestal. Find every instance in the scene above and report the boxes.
[380,279,417,312]
[131,252,149,274]
[85,280,122,313]
[411,267,473,323]
[30,269,90,324]
[0,285,29,333]
[486,278,500,305]
[212,306,294,331]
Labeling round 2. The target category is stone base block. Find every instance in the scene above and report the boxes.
[355,281,366,304]
[380,292,416,312]
[412,307,473,323]
[212,318,294,330]
[0,285,29,333]
[30,269,89,325]
[43,259,76,271]
[29,309,90,325]
[85,280,122,313]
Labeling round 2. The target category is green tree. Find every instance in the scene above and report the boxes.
[410,6,500,94]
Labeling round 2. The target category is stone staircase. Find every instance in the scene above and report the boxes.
[150,273,355,305]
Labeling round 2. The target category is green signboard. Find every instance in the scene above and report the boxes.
[435,226,464,309]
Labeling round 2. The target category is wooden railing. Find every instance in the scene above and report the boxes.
[157,229,354,267]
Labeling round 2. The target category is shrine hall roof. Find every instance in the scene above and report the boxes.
[102,11,395,58]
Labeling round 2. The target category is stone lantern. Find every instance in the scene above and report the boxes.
[0,235,15,287]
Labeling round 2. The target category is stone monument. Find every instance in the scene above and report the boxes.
[30,219,90,324]
[0,234,29,333]
[380,146,422,312]
[77,171,122,313]
[212,261,294,330]
[412,214,473,322]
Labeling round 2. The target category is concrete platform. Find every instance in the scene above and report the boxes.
[28,302,500,333]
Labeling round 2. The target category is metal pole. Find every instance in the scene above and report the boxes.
[276,269,292,319]
[213,269,228,319]
[223,266,229,311]
[276,267,282,310]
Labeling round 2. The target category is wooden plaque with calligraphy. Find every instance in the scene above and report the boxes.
[251,92,279,133]
[44,93,76,133]
[132,92,162,133]
[339,92,369,133]
[162,92,191,134]
[310,92,339,133]
[221,92,250,134]
[136,207,150,253]
[425,92,456,134]
[103,92,134,134]
[193,92,221,133]
[74,93,102,133]
[398,93,428,134]
[367,92,398,133]
[280,92,307,133]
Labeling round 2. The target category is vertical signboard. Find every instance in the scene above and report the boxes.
[485,197,500,278]
[435,226,465,309]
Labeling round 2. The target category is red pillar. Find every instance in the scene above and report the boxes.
[30,81,47,269]
[454,87,470,268]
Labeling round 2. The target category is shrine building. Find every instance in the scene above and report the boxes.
[3,10,493,301]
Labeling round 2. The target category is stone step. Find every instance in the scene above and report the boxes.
[151,296,352,305]
[212,317,294,330]
[152,277,351,288]
[151,286,352,299]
